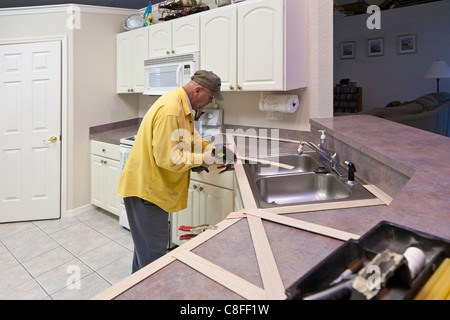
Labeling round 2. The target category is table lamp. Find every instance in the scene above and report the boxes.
[424,60,450,93]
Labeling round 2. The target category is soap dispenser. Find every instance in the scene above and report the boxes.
[318,130,327,160]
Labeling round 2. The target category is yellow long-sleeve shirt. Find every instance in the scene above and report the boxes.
[117,87,212,213]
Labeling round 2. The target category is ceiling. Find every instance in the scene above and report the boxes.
[0,0,166,10]
[335,0,441,16]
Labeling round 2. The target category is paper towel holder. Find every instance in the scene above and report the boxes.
[259,91,299,121]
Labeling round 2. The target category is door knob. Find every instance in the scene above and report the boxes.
[43,136,57,143]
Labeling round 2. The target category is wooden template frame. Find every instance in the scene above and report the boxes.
[93,133,390,300]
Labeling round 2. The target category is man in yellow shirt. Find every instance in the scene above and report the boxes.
[118,70,225,273]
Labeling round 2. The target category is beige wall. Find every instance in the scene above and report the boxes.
[334,0,450,109]
[72,10,138,210]
[138,0,334,132]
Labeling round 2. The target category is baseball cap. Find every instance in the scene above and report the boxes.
[191,70,224,101]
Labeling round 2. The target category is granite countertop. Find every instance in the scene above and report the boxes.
[94,115,450,300]
[89,118,142,145]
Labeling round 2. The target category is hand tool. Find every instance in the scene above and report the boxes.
[330,258,364,285]
[179,234,197,241]
[179,224,218,232]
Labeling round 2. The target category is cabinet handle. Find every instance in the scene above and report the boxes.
[172,50,175,54]
[229,85,234,90]
[193,185,198,189]
[102,149,106,153]
[199,187,203,192]
[166,51,170,55]
[237,85,242,90]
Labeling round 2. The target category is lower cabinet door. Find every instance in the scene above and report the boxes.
[171,180,233,246]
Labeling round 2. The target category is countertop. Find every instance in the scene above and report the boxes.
[89,118,142,144]
[93,115,450,300]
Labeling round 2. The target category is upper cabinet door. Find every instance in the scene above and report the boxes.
[237,0,284,91]
[116,27,148,93]
[200,6,237,92]
[131,28,149,92]
[148,22,172,58]
[172,15,200,55]
[116,34,130,93]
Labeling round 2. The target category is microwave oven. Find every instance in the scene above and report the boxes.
[143,52,200,95]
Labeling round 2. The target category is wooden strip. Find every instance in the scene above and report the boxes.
[92,214,243,300]
[237,156,295,170]
[230,133,301,145]
[174,249,267,300]
[227,133,258,210]
[245,208,360,241]
[247,215,287,300]
[363,184,393,205]
[260,198,385,215]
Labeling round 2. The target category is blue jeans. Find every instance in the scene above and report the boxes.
[124,197,169,273]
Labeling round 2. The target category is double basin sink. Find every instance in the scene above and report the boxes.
[242,153,377,209]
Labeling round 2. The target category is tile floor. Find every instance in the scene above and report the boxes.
[0,207,134,300]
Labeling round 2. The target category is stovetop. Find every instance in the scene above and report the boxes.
[120,135,136,146]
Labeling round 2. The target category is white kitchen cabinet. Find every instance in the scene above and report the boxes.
[91,141,121,216]
[148,15,200,58]
[171,168,234,246]
[200,5,237,91]
[200,0,307,92]
[116,27,149,93]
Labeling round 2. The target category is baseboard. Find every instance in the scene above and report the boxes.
[65,203,96,219]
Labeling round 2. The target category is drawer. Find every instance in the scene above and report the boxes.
[191,165,234,190]
[91,140,120,161]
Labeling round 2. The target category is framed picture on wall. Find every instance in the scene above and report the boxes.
[340,41,355,59]
[367,38,384,57]
[397,34,417,55]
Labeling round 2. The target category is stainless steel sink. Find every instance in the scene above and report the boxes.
[255,173,351,206]
[242,153,378,209]
[247,154,322,176]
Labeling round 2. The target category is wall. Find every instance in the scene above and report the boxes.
[334,0,450,110]
[71,9,140,211]
[138,0,334,132]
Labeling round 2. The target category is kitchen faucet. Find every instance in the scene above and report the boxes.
[297,141,346,177]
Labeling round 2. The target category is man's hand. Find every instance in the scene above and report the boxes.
[202,149,215,167]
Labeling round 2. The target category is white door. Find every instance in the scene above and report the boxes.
[116,33,131,93]
[201,6,237,92]
[238,0,284,91]
[200,183,233,225]
[148,22,172,58]
[171,180,198,246]
[0,41,61,223]
[172,15,200,55]
[131,28,148,93]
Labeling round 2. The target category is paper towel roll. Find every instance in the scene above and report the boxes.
[259,95,299,113]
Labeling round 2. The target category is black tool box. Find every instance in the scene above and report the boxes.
[285,221,450,300]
